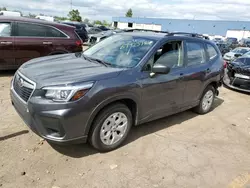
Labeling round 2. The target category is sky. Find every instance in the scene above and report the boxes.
[0,0,250,21]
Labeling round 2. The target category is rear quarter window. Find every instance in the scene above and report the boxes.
[206,43,218,60]
[46,27,67,38]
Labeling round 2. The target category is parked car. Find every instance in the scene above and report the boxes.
[0,16,83,70]
[11,32,224,152]
[223,56,250,92]
[216,42,230,56]
[239,38,250,46]
[87,27,103,35]
[88,29,124,45]
[97,25,110,31]
[61,21,88,42]
[225,37,238,45]
[223,47,250,63]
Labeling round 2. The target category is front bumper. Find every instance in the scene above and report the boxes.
[223,69,250,93]
[10,88,89,144]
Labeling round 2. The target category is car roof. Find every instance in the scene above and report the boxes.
[0,16,72,27]
[119,32,169,40]
[118,31,213,43]
[235,47,250,50]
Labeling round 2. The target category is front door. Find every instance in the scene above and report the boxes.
[139,40,186,122]
[0,22,15,69]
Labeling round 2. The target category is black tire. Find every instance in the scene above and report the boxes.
[89,103,132,152]
[193,85,215,114]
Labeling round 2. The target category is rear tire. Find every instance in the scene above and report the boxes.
[89,103,132,152]
[193,85,215,114]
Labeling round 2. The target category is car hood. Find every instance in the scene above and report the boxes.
[229,61,250,75]
[18,53,123,88]
[224,52,236,58]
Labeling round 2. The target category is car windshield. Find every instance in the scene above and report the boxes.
[232,48,249,54]
[83,35,156,68]
[235,58,250,65]
[227,38,237,42]
[243,51,250,57]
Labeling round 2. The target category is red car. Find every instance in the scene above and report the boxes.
[0,16,83,70]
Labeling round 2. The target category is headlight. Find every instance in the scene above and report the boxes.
[43,82,94,102]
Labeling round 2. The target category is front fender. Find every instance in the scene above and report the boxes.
[83,92,141,136]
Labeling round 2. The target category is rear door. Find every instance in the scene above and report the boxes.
[13,22,51,67]
[181,40,209,107]
[0,22,15,69]
[45,26,72,53]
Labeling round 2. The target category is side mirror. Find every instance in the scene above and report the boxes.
[234,53,242,58]
[152,63,170,74]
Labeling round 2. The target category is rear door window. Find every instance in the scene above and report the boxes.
[186,41,206,66]
[0,22,11,37]
[206,43,218,60]
[16,22,46,37]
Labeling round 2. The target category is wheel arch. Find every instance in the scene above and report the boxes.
[84,95,139,137]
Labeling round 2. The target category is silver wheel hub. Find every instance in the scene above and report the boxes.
[202,90,214,111]
[100,112,128,145]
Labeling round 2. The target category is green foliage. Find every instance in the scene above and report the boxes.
[126,8,133,17]
[54,16,68,21]
[83,18,89,23]
[28,13,36,18]
[68,9,82,22]
[92,20,111,26]
[0,7,7,11]
[93,20,102,25]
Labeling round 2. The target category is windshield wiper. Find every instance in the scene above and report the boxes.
[82,55,110,67]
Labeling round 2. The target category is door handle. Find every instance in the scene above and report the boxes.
[179,73,184,80]
[0,41,12,45]
[205,68,211,73]
[43,41,52,45]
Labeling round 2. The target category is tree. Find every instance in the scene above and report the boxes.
[68,9,82,22]
[83,18,89,23]
[126,8,133,17]
[102,20,109,26]
[28,13,36,18]
[0,7,7,11]
[54,16,68,21]
[93,20,102,25]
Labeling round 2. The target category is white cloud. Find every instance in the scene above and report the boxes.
[0,0,250,21]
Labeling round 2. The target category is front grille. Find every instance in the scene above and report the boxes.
[13,73,35,102]
[235,67,250,76]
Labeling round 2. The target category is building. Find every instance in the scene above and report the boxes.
[112,17,250,40]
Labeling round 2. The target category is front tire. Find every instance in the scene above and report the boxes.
[89,103,132,152]
[193,85,215,114]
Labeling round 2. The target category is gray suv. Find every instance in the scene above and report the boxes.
[11,31,224,152]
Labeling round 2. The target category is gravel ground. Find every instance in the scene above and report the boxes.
[0,71,250,188]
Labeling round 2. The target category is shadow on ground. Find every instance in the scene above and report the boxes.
[223,84,250,95]
[51,97,224,158]
[0,130,29,141]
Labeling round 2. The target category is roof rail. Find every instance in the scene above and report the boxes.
[166,32,209,40]
[124,29,169,34]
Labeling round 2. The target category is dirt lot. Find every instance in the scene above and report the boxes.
[0,71,250,188]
